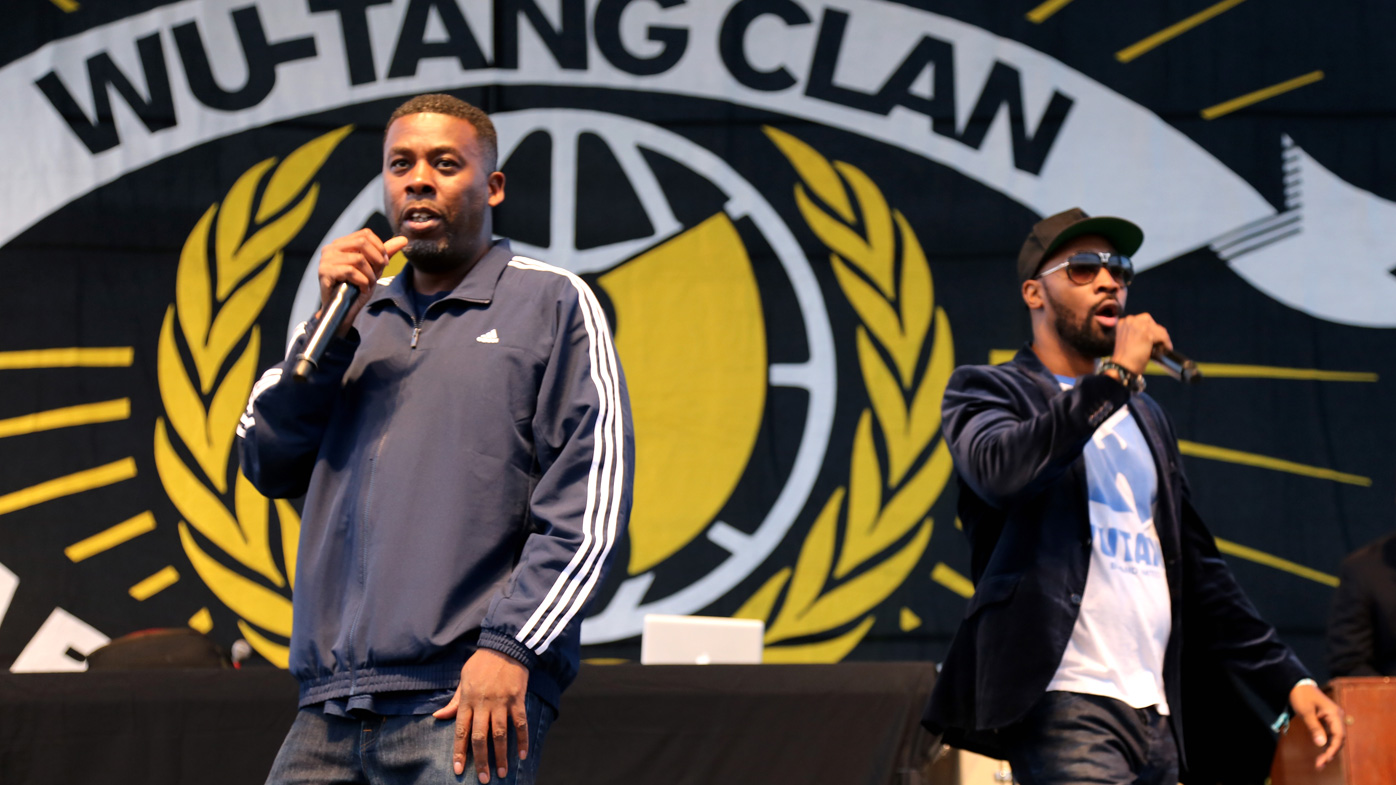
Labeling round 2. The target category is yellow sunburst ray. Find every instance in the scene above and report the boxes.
[1116,0,1249,63]
[1174,360,1368,381]
[0,347,133,369]
[932,539,1338,598]
[1178,440,1369,486]
[931,562,974,598]
[1214,538,1338,586]
[65,511,156,562]
[1026,0,1076,24]
[129,566,180,600]
[0,457,137,517]
[987,350,1377,382]
[0,399,130,439]
[1201,71,1325,120]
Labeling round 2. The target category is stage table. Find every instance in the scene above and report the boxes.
[0,662,939,785]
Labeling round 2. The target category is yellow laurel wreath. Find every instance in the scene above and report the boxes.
[734,128,955,662]
[154,126,354,667]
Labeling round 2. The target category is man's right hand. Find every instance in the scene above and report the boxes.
[317,230,408,337]
[1110,312,1172,375]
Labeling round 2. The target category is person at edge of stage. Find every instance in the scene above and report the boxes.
[1327,525,1396,677]
[237,93,633,785]
[920,208,1345,785]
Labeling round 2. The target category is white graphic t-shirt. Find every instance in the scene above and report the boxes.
[1046,377,1172,713]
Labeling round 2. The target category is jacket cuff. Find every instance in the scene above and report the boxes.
[477,630,539,670]
[1272,662,1316,710]
[1076,372,1132,426]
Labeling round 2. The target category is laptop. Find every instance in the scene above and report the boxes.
[639,614,765,665]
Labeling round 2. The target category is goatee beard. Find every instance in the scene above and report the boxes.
[1054,306,1115,359]
[403,238,468,275]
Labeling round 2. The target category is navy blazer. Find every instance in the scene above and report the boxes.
[923,347,1309,768]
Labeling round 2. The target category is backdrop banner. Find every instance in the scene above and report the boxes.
[1,0,1392,675]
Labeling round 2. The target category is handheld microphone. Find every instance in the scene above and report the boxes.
[1153,346,1202,384]
[293,283,359,382]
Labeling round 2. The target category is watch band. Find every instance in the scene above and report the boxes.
[1097,359,1146,393]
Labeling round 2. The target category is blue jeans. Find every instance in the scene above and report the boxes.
[266,693,554,785]
[1007,691,1179,785]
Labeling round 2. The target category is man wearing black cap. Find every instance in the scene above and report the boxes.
[922,208,1345,784]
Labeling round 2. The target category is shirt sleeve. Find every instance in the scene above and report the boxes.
[476,278,634,667]
[235,317,358,499]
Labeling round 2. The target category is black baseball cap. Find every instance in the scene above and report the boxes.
[1017,208,1144,283]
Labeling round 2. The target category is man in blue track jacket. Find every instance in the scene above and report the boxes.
[922,208,1342,784]
[238,94,633,785]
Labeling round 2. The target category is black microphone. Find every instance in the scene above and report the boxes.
[293,283,359,382]
[1152,346,1202,384]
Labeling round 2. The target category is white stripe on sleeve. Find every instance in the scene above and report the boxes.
[235,367,284,437]
[506,258,626,654]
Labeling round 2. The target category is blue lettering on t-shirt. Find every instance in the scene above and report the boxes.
[1058,376,1161,577]
[1096,524,1116,557]
[1136,533,1158,567]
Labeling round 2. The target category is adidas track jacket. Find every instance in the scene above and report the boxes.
[237,240,633,709]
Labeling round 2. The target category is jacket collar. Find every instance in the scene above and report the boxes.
[366,238,514,312]
[1011,342,1069,400]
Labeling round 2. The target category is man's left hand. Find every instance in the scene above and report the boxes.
[432,648,530,783]
[1289,681,1345,770]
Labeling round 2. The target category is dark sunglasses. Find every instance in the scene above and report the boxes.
[1036,251,1135,287]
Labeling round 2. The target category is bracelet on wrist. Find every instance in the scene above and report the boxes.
[1097,359,1146,393]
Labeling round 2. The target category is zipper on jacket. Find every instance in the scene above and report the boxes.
[401,295,422,349]
[402,293,488,349]
[345,430,386,695]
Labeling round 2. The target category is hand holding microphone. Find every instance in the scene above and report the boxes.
[293,230,408,381]
[1109,312,1202,385]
